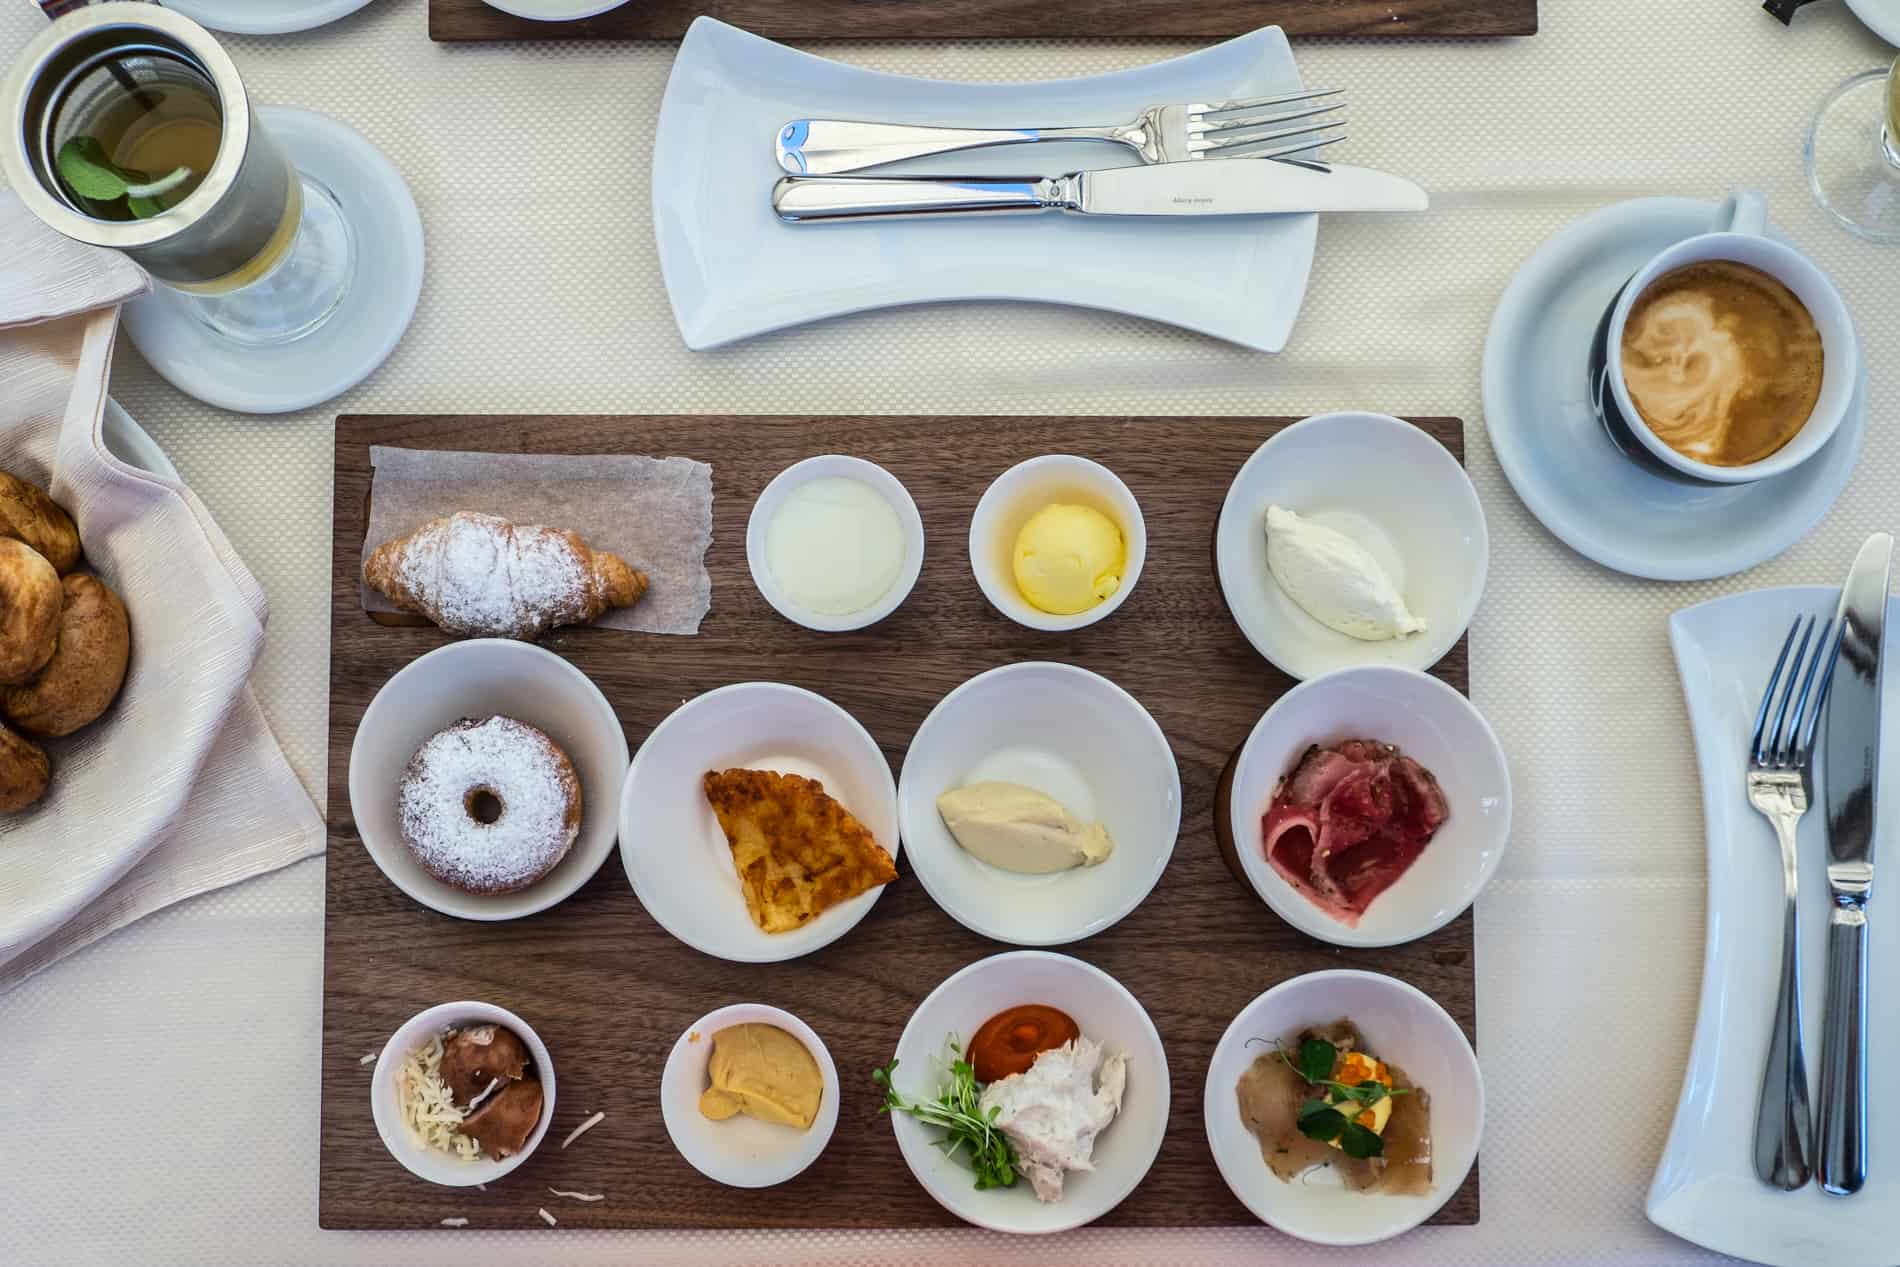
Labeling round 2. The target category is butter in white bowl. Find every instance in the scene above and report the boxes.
[1264,505,1427,642]
[936,781,1115,875]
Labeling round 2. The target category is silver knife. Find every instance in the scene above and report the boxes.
[1820,530,1893,1196]
[771,159,1428,224]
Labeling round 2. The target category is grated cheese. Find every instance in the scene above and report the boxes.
[358,1052,377,1065]
[537,1207,557,1226]
[439,1218,469,1228]
[559,1111,605,1150]
[396,1034,482,1162]
[548,1188,605,1202]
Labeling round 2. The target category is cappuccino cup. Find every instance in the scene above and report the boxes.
[1592,190,1858,485]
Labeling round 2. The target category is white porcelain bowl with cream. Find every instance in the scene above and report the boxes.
[1204,970,1482,1246]
[660,1002,841,1188]
[1215,412,1486,681]
[1227,665,1511,948]
[348,639,629,921]
[969,455,1146,633]
[370,1000,557,1188]
[888,951,1169,1234]
[897,662,1180,946]
[747,454,925,632]
[617,681,900,962]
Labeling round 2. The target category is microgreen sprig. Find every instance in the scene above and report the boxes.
[873,1041,1018,1191]
[1270,1036,1411,1161]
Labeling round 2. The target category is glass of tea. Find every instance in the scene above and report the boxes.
[2,2,354,344]
[1805,55,1900,245]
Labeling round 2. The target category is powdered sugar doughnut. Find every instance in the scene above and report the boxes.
[397,716,581,895]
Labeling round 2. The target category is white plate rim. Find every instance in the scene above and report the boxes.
[162,0,373,35]
[1212,411,1488,681]
[1226,664,1513,949]
[616,680,901,963]
[1480,194,1865,582]
[886,948,1170,1234]
[1201,968,1485,1245]
[651,17,1316,353]
[1843,0,1900,46]
[478,0,634,20]
[895,661,1182,946]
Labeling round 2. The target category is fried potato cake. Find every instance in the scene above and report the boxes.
[703,768,898,934]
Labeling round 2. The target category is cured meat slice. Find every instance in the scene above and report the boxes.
[1260,739,1448,926]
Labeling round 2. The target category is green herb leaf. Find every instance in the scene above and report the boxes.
[1296,1037,1337,1084]
[56,137,133,200]
[125,195,164,218]
[1336,1121,1387,1159]
[1296,1101,1349,1144]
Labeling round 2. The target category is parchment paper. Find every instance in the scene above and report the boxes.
[359,446,713,635]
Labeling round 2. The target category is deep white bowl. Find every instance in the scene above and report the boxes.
[1226,665,1511,948]
[1203,970,1483,1246]
[897,663,1180,946]
[348,640,629,920]
[968,455,1147,633]
[745,454,925,632]
[370,1000,557,1188]
[480,0,631,19]
[617,681,900,962]
[1215,412,1487,681]
[887,950,1169,1234]
[659,1003,841,1188]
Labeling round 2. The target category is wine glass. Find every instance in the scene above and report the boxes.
[1806,55,1900,245]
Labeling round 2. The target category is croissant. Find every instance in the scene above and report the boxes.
[364,511,647,640]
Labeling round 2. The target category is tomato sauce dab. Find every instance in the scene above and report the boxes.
[968,1004,1080,1084]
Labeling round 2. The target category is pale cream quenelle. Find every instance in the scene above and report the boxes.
[935,781,1114,874]
[1264,505,1427,641]
[765,477,904,615]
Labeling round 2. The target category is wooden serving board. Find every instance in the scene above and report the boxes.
[321,412,1478,1231]
[429,0,1536,43]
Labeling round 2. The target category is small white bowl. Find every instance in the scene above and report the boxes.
[1203,970,1483,1246]
[348,640,629,920]
[618,682,900,962]
[897,663,1181,946]
[659,1003,841,1188]
[1215,412,1488,681]
[969,455,1147,633]
[370,1000,557,1188]
[479,0,631,19]
[1226,665,1511,948]
[746,454,925,632]
[887,950,1169,1234]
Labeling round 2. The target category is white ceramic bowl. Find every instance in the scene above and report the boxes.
[370,1000,557,1188]
[480,0,631,19]
[348,640,629,920]
[1227,665,1511,948]
[887,950,1168,1234]
[897,663,1181,946]
[969,455,1147,633]
[1215,412,1487,681]
[745,454,925,632]
[618,682,900,962]
[659,1003,841,1188]
[1203,970,1483,1246]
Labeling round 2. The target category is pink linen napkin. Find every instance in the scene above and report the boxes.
[0,193,324,990]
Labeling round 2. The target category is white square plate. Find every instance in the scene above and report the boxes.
[652,19,1317,351]
[1649,586,1900,1266]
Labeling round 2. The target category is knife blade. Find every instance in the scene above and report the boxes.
[1819,530,1893,1196]
[771,159,1428,223]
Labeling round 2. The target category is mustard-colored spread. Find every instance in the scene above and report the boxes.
[698,1023,823,1131]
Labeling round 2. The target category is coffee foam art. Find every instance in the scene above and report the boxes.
[1619,261,1824,468]
[1620,294,1748,458]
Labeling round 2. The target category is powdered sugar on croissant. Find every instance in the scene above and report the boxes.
[364,511,647,640]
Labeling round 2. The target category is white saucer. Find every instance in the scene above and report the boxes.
[162,0,373,34]
[120,106,424,416]
[482,0,633,17]
[1844,0,1900,45]
[1482,196,1865,582]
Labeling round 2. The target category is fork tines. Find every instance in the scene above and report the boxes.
[1186,89,1346,161]
[1750,615,1844,769]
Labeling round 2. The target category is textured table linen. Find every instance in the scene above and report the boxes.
[2,0,1897,1262]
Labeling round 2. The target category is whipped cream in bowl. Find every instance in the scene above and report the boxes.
[1215,412,1487,681]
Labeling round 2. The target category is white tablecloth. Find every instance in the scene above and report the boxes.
[3,0,1896,1261]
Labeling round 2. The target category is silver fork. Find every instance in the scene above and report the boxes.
[775,90,1344,176]
[1747,614,1843,1191]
